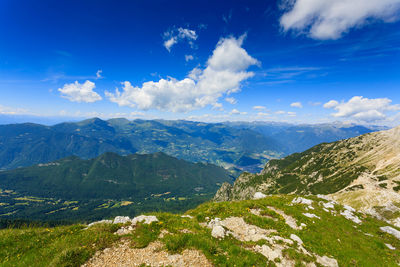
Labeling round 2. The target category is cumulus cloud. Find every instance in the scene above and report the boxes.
[253,105,266,110]
[323,96,400,122]
[58,80,102,103]
[106,36,259,112]
[225,97,237,104]
[323,100,339,109]
[290,101,303,108]
[280,0,400,40]
[163,27,198,52]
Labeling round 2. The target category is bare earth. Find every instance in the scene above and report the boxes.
[82,239,213,267]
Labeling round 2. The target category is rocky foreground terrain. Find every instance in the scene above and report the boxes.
[3,194,400,266]
[72,195,400,266]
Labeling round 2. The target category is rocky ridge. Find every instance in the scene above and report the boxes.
[215,126,400,224]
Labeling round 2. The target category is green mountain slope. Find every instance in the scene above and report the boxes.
[0,118,283,173]
[0,152,233,222]
[215,126,400,223]
[2,195,400,266]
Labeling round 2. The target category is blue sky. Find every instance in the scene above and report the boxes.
[0,0,400,125]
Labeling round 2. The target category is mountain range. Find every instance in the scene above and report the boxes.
[0,118,379,173]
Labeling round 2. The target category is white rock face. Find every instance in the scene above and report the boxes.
[207,218,226,239]
[323,201,335,209]
[113,216,131,224]
[380,226,400,240]
[253,192,267,199]
[343,205,355,212]
[290,234,303,244]
[385,243,396,250]
[340,208,362,224]
[115,225,134,235]
[303,213,320,219]
[392,217,400,228]
[292,197,313,205]
[211,225,226,239]
[316,255,339,267]
[254,244,281,260]
[131,215,159,225]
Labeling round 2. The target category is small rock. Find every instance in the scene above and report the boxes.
[254,244,281,260]
[343,205,355,212]
[211,225,226,239]
[253,192,267,199]
[380,226,400,240]
[207,218,222,229]
[292,197,313,205]
[385,243,396,250]
[131,215,158,225]
[113,216,131,224]
[181,215,193,219]
[316,255,339,267]
[322,201,335,209]
[340,209,362,224]
[303,213,320,219]
[391,217,400,227]
[290,234,303,244]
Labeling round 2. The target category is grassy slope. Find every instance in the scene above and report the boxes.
[0,152,233,222]
[1,195,400,266]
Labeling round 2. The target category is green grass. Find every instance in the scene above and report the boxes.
[0,223,121,267]
[1,195,400,266]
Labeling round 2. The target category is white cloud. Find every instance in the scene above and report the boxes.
[164,37,178,52]
[253,105,266,110]
[323,100,339,108]
[287,111,297,117]
[106,35,259,112]
[58,80,102,103]
[230,108,247,115]
[275,110,286,115]
[178,28,197,40]
[225,97,237,104]
[0,104,28,115]
[280,0,400,40]
[96,70,103,79]
[212,102,224,111]
[257,112,270,116]
[163,27,198,52]
[323,96,400,122]
[290,101,303,108]
[185,55,194,62]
